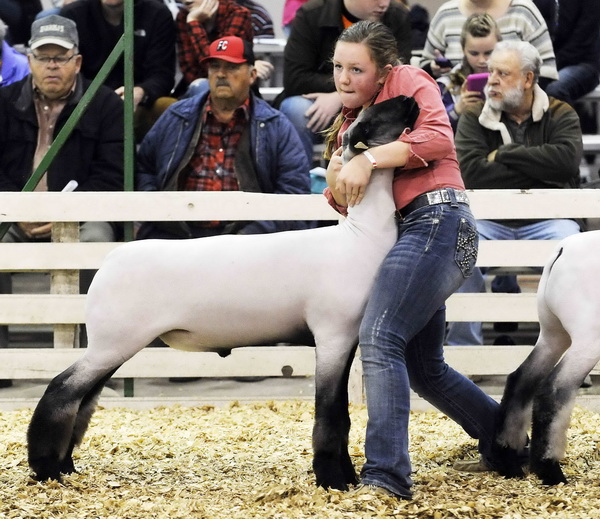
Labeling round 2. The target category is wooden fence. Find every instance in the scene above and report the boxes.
[0,189,598,407]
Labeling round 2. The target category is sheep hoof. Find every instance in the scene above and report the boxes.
[492,444,526,479]
[314,459,354,491]
[532,458,567,485]
[60,456,77,475]
[29,456,64,482]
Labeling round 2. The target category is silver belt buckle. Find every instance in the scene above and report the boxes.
[456,190,469,205]
[426,190,443,205]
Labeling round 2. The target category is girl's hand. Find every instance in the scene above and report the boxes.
[336,152,373,207]
[455,83,484,114]
[326,147,346,206]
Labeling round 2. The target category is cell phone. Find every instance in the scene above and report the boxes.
[466,72,490,99]
[434,57,453,68]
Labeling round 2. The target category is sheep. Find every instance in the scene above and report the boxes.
[27,95,420,490]
[495,230,600,485]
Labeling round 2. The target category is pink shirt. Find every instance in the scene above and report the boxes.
[339,65,464,211]
[283,0,310,26]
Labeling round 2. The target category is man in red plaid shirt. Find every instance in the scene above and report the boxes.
[136,36,312,240]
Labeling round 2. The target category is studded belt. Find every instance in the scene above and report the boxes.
[397,188,470,219]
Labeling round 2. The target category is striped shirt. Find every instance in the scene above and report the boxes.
[420,0,558,81]
[235,0,275,38]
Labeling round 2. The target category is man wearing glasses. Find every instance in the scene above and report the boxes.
[0,15,124,380]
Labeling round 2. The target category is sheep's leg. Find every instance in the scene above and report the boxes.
[495,296,570,475]
[531,340,599,485]
[27,358,120,481]
[64,367,120,475]
[312,341,358,490]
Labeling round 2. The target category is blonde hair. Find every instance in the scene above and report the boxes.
[448,13,502,89]
[323,21,400,159]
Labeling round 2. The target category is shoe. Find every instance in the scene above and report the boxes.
[453,456,492,473]
[353,484,411,500]
[581,375,593,388]
[0,379,13,388]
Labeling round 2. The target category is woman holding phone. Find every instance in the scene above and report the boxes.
[438,13,501,131]
[324,20,507,500]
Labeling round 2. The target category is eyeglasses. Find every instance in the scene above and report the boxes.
[31,53,78,66]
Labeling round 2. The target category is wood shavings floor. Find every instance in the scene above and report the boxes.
[2,402,600,518]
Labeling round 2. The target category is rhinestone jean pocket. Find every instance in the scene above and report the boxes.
[455,216,478,278]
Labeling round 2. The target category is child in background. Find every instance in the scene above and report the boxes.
[438,13,501,131]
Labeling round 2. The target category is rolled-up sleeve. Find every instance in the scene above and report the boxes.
[379,66,456,170]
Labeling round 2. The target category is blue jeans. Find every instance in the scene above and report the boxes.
[445,218,581,346]
[545,63,600,106]
[279,95,329,165]
[359,201,499,497]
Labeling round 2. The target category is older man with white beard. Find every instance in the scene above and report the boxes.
[445,40,583,350]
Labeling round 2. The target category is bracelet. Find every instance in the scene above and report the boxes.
[363,150,377,169]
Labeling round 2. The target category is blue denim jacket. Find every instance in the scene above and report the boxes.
[136,91,313,234]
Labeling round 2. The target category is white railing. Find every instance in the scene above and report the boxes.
[0,189,598,405]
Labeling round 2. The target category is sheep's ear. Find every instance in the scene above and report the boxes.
[354,141,368,149]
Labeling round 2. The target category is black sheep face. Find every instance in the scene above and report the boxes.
[342,95,420,162]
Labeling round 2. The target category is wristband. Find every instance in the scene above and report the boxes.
[363,150,377,169]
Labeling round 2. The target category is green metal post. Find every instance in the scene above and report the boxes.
[123,0,136,397]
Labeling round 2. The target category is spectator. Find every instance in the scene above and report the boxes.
[445,40,581,348]
[0,18,30,87]
[175,0,253,93]
[0,0,42,46]
[279,0,412,165]
[543,0,600,107]
[438,13,501,131]
[136,35,312,241]
[60,0,176,138]
[420,0,558,89]
[35,0,79,20]
[0,15,123,386]
[235,0,274,38]
[282,0,310,36]
[174,0,274,95]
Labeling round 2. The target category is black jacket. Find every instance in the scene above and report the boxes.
[551,0,600,71]
[0,75,124,192]
[282,0,412,97]
[61,0,176,105]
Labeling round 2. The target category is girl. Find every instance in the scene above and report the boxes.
[439,13,501,131]
[325,20,505,499]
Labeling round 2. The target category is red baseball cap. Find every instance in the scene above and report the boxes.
[201,36,255,65]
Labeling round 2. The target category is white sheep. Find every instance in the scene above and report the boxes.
[27,96,420,490]
[495,230,600,484]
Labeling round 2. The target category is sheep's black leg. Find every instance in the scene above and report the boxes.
[27,361,119,481]
[312,344,358,490]
[530,359,590,485]
[495,337,566,478]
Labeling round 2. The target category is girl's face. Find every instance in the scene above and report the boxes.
[332,42,391,109]
[463,33,498,73]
